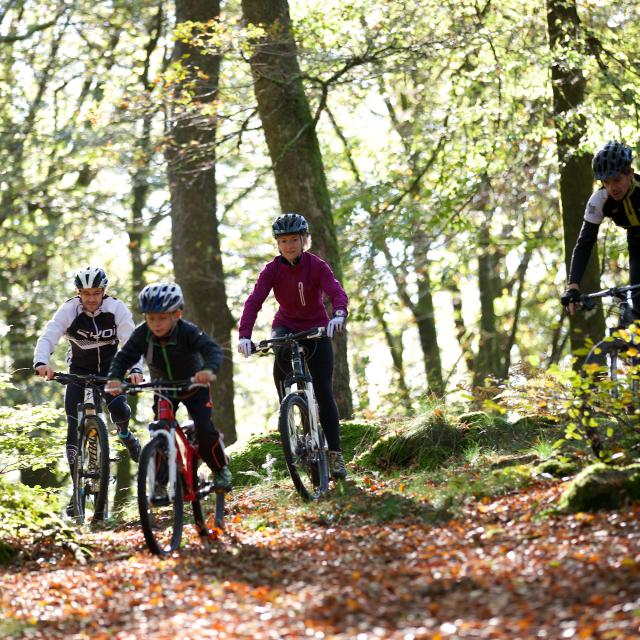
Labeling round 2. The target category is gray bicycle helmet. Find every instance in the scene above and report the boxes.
[138,282,184,313]
[74,266,108,289]
[592,141,633,180]
[272,213,309,238]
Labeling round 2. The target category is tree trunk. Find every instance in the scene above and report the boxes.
[546,0,605,362]
[473,224,502,388]
[166,0,236,443]
[241,0,353,418]
[413,230,444,396]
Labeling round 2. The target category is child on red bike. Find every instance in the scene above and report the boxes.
[105,282,231,489]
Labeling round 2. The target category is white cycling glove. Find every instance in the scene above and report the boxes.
[326,315,345,338]
[237,338,253,358]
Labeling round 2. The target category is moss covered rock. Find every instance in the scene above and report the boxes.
[559,463,640,512]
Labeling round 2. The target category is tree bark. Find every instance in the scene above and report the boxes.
[166,0,237,443]
[241,0,353,418]
[546,0,605,362]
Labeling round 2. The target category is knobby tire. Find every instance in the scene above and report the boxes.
[138,436,183,555]
[278,393,329,501]
[73,415,110,523]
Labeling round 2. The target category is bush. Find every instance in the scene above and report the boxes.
[0,479,85,565]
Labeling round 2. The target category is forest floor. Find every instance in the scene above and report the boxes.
[2,473,640,640]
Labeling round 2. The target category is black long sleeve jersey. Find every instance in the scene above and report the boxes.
[568,174,640,285]
[33,295,141,373]
[108,319,222,383]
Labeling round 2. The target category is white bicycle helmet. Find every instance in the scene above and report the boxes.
[138,282,184,313]
[74,266,108,289]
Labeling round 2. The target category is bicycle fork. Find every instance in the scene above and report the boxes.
[149,427,179,501]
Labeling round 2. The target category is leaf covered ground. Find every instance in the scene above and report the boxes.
[2,475,640,640]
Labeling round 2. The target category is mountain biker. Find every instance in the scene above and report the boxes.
[33,267,144,481]
[236,213,349,479]
[105,282,232,490]
[562,140,640,314]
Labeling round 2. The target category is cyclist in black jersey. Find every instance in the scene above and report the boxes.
[34,267,144,475]
[562,141,640,314]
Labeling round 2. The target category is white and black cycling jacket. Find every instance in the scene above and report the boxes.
[33,295,142,373]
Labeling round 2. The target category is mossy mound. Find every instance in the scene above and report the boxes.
[559,463,640,512]
[353,410,558,471]
[353,413,463,470]
[228,432,285,487]
[534,457,581,479]
[229,420,380,486]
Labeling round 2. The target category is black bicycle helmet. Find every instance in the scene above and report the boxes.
[138,282,184,313]
[74,266,108,289]
[592,141,633,180]
[272,213,309,238]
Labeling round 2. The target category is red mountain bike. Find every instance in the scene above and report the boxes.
[122,379,226,555]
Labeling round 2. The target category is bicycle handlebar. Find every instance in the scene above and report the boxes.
[119,378,208,393]
[49,372,109,386]
[579,283,640,303]
[252,326,327,354]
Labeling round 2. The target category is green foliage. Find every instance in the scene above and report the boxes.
[558,463,640,513]
[558,332,640,465]
[0,478,84,565]
[0,382,66,476]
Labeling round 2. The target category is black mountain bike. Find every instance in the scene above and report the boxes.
[253,327,330,501]
[575,284,640,461]
[51,373,111,523]
[122,379,226,555]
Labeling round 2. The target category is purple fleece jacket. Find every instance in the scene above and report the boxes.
[238,252,348,338]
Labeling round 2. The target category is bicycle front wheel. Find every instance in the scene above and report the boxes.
[137,436,183,555]
[73,415,110,523]
[278,393,329,501]
[581,337,640,462]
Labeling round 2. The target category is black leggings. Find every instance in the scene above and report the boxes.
[272,327,341,451]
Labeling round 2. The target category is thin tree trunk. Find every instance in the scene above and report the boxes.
[546,0,605,363]
[166,0,236,443]
[241,0,353,418]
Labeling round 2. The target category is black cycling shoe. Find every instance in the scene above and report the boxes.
[120,433,141,462]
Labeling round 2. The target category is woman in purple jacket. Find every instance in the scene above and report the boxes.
[237,213,349,479]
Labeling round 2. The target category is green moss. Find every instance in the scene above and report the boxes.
[534,457,580,478]
[559,463,640,512]
[228,432,286,486]
[471,464,534,499]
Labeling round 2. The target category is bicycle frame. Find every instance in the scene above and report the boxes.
[148,396,201,503]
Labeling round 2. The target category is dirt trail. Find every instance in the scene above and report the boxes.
[2,481,640,639]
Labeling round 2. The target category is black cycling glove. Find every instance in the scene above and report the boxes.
[560,288,580,307]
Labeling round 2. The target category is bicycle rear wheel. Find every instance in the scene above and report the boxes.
[138,436,183,555]
[73,415,110,523]
[580,337,640,462]
[278,393,329,501]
